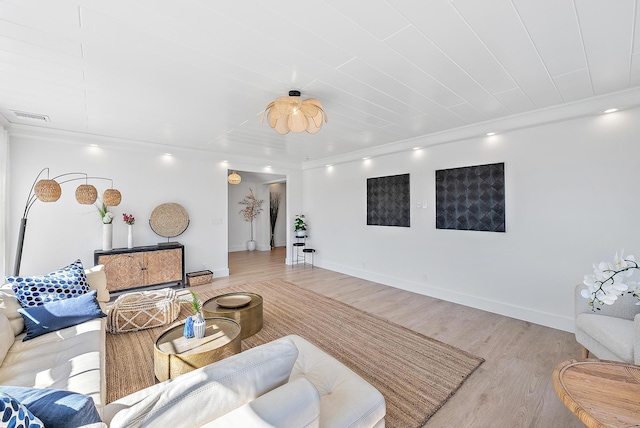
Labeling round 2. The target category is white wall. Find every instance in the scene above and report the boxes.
[7,136,233,278]
[303,108,640,332]
[0,127,8,280]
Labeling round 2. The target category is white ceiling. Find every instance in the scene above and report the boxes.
[2,0,640,165]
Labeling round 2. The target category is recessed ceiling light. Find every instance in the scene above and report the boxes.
[603,108,618,114]
[486,132,496,136]
[413,147,421,150]
[164,153,172,156]
[325,164,332,167]
[89,144,99,147]
[362,157,370,160]
[222,160,228,163]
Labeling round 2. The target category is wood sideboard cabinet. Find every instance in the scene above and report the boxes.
[94,243,185,293]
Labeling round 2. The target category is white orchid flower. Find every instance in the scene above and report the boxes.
[581,251,639,309]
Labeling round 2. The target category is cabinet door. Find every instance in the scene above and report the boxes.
[144,248,182,285]
[98,253,145,291]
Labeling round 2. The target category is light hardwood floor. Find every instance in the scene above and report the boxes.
[190,247,585,428]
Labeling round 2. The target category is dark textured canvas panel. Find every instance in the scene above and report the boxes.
[367,173,410,227]
[435,163,505,232]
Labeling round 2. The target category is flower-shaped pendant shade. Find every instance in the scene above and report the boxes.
[262,91,327,135]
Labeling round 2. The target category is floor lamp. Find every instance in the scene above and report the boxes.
[13,167,122,276]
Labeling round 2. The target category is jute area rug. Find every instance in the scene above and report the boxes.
[106,279,484,427]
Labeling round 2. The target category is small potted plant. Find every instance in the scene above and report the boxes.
[295,214,307,237]
[189,291,206,339]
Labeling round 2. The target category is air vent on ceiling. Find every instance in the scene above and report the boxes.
[10,110,50,123]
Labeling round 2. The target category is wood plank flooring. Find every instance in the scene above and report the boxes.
[190,247,585,428]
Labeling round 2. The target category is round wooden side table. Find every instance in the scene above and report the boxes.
[553,359,640,427]
[202,292,263,340]
[154,317,241,382]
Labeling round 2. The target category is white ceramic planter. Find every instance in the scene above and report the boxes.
[193,316,206,339]
[102,223,113,251]
[247,240,256,251]
[127,224,134,249]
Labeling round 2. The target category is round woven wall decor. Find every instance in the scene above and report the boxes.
[149,203,189,238]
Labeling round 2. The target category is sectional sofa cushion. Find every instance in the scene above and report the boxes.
[7,259,90,308]
[0,315,106,415]
[18,290,106,341]
[0,386,102,428]
[0,314,13,366]
[106,337,299,427]
[85,264,109,303]
[0,391,44,427]
[0,286,24,336]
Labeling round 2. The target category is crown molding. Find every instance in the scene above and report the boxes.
[302,86,640,169]
[6,124,302,172]
[0,112,10,128]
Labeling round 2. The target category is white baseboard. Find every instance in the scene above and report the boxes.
[211,268,229,278]
[316,259,575,333]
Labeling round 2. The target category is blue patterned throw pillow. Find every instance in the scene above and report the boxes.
[0,386,102,428]
[7,259,90,308]
[0,392,44,428]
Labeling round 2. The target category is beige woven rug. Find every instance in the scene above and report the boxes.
[106,279,484,427]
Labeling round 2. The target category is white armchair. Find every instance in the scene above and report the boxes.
[574,284,640,364]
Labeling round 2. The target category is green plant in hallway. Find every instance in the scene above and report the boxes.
[295,214,307,237]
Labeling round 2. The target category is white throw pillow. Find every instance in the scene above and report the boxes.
[109,337,299,428]
[0,313,14,366]
[85,265,110,303]
[0,285,24,336]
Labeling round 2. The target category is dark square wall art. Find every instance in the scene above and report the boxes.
[367,173,410,227]
[435,162,505,232]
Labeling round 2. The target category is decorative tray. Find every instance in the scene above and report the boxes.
[216,295,251,308]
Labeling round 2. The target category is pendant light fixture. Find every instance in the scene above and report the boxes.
[228,171,241,184]
[261,90,328,135]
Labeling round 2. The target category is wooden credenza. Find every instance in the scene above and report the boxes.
[94,243,185,293]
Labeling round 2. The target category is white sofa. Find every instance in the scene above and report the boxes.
[0,265,110,419]
[1,266,386,427]
[104,335,386,428]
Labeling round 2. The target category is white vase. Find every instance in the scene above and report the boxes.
[247,240,256,251]
[296,230,306,237]
[193,315,206,339]
[102,223,113,251]
[127,224,134,249]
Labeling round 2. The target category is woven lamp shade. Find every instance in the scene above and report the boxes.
[261,91,327,135]
[103,188,122,206]
[75,184,98,204]
[34,179,61,202]
[228,171,241,185]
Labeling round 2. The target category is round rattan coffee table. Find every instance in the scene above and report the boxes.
[202,292,263,340]
[154,317,241,382]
